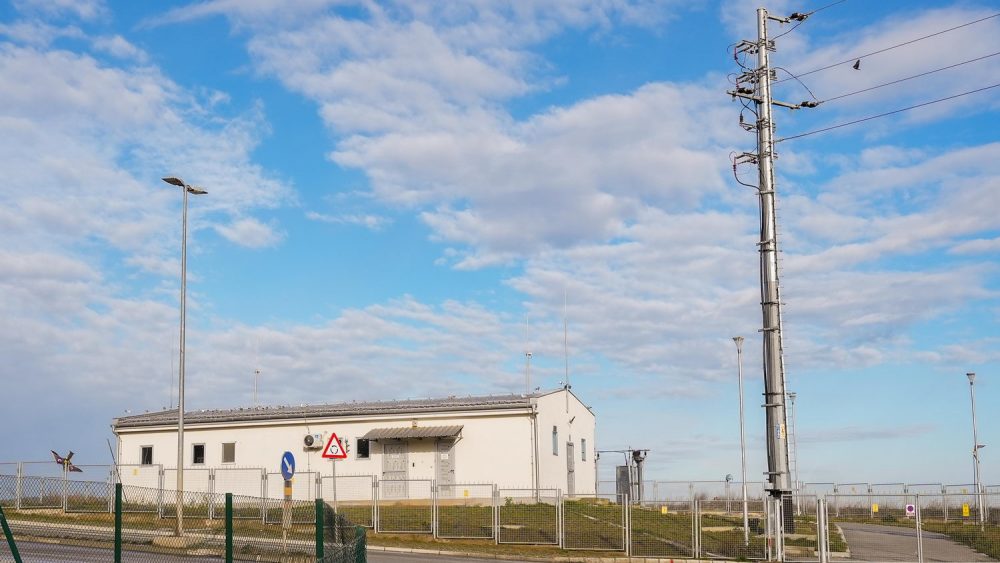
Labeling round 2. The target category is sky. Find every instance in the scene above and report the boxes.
[1,0,999,487]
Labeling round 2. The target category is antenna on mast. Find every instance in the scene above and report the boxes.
[253,338,260,407]
[169,347,175,410]
[524,314,532,394]
[563,289,570,413]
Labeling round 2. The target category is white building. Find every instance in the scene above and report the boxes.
[112,388,596,499]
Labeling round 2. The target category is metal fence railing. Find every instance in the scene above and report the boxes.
[0,477,367,563]
[496,488,560,545]
[321,474,375,529]
[562,494,625,550]
[5,464,999,561]
[376,479,432,534]
[435,483,494,539]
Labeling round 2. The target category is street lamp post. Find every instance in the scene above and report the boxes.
[733,336,749,545]
[967,372,986,527]
[162,176,207,537]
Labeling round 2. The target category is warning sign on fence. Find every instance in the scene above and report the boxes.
[963,503,971,517]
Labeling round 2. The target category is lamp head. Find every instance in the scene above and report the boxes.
[967,372,976,383]
[733,336,744,346]
[186,186,207,195]
[162,176,186,187]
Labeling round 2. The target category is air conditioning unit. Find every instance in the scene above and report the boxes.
[303,433,324,449]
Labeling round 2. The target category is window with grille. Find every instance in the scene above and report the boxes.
[192,444,205,465]
[140,446,153,465]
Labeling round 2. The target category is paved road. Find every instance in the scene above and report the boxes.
[4,542,538,562]
[838,522,996,562]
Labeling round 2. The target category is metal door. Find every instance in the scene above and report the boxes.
[435,439,455,497]
[566,442,576,496]
[381,441,408,499]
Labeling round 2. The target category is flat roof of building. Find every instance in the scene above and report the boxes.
[113,390,561,430]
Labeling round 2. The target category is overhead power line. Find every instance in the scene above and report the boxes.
[772,0,849,40]
[776,82,1000,142]
[775,12,1000,84]
[819,50,1000,104]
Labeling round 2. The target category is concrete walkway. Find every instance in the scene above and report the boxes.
[838,522,996,562]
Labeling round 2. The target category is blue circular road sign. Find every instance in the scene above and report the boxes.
[281,451,295,480]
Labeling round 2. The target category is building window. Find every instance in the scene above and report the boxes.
[140,446,153,466]
[356,439,370,459]
[192,444,205,465]
[581,438,587,461]
[222,442,236,464]
[552,426,558,456]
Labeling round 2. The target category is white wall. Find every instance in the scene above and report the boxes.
[534,389,597,495]
[116,408,538,498]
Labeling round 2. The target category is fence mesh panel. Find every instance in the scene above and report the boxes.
[321,474,374,529]
[377,479,432,534]
[497,488,559,545]
[213,468,264,519]
[562,494,624,550]
[699,498,768,561]
[436,483,493,539]
[0,472,15,509]
[630,500,694,558]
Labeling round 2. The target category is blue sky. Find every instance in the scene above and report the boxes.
[1,0,999,487]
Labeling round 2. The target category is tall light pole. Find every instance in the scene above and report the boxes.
[162,176,207,536]
[733,336,749,545]
[967,372,986,526]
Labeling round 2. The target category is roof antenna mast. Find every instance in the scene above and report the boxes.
[524,313,532,394]
[563,289,570,412]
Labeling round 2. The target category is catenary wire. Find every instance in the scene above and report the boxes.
[816,50,1000,103]
[774,12,1000,84]
[776,82,1000,142]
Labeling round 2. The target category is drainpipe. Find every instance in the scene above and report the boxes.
[531,402,541,497]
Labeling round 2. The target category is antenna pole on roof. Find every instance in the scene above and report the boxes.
[169,347,175,409]
[253,337,260,407]
[563,289,570,413]
[524,313,532,394]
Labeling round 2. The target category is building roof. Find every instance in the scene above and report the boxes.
[113,391,554,430]
[361,425,463,440]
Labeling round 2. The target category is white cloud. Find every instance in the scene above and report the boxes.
[91,35,149,63]
[214,217,286,248]
[12,0,108,21]
[305,210,392,230]
[949,237,1000,255]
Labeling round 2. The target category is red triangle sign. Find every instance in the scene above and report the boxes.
[322,433,347,459]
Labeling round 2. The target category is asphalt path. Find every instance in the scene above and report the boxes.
[5,541,538,562]
[838,522,996,562]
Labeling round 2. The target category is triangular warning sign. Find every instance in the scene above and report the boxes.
[322,433,347,459]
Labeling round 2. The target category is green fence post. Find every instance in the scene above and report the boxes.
[225,493,233,563]
[0,505,23,563]
[355,525,366,563]
[114,483,122,563]
[315,498,325,561]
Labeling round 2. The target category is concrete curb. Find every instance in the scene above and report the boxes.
[368,545,731,562]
